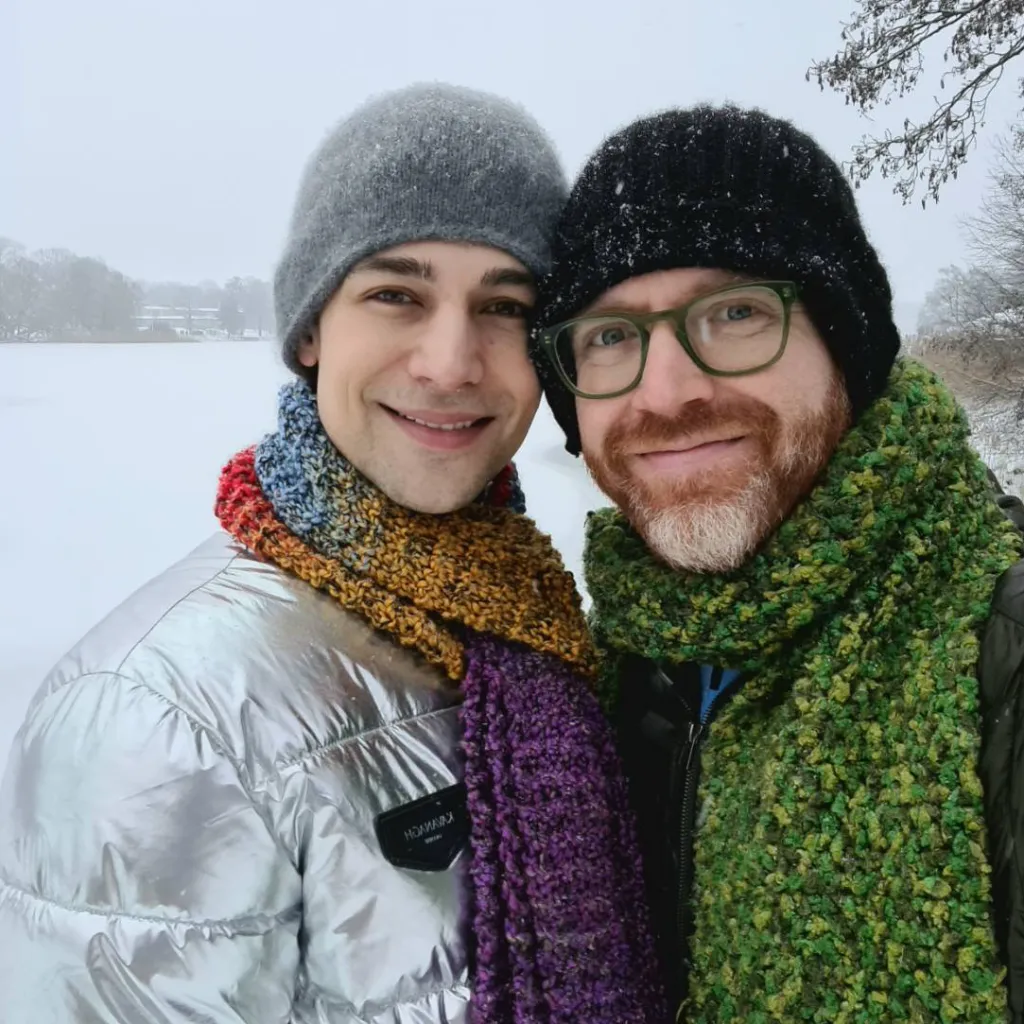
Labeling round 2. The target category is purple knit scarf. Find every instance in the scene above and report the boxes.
[461,634,667,1023]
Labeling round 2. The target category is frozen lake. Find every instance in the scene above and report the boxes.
[0,341,606,763]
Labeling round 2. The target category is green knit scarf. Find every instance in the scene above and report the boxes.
[585,360,1023,1023]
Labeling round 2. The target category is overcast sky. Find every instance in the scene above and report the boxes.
[3,0,1021,331]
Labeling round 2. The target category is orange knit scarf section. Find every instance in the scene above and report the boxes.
[215,447,597,681]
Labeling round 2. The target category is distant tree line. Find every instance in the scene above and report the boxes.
[0,239,140,340]
[0,237,273,341]
[912,133,1024,420]
[917,136,1024,351]
[141,276,273,339]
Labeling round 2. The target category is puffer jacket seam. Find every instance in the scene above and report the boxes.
[46,670,250,778]
[0,874,298,931]
[304,976,470,1021]
[112,549,249,675]
[96,546,462,779]
[33,670,303,873]
[44,539,460,784]
[121,674,307,871]
[273,702,461,774]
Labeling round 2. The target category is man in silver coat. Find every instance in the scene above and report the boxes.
[0,85,665,1024]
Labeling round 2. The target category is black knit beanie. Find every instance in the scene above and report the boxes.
[531,104,901,455]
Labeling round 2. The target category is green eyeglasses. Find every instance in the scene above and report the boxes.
[538,280,799,399]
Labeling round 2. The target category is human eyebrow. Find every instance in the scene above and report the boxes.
[351,256,434,280]
[479,267,534,290]
[582,273,754,317]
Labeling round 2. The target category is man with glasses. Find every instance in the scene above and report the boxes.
[532,104,1024,1021]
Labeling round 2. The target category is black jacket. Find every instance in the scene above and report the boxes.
[980,555,1024,1019]
[982,469,1024,1016]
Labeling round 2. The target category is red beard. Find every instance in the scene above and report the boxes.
[584,374,851,570]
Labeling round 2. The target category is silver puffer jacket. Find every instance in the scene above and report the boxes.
[0,533,471,1023]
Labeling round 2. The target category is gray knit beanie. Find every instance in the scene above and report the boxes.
[275,82,568,375]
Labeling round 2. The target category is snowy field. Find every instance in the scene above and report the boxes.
[0,341,605,763]
[966,399,1024,500]
[1,343,1021,766]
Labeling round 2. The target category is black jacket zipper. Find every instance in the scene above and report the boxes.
[674,718,704,971]
[663,665,736,1001]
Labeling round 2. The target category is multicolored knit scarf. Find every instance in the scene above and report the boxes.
[215,380,666,1024]
[585,360,1023,1022]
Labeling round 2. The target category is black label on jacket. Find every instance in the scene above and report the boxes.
[375,783,469,872]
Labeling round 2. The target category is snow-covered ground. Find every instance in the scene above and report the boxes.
[967,398,1024,499]
[2,343,1021,766]
[0,341,605,763]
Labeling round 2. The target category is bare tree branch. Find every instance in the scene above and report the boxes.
[808,0,1024,204]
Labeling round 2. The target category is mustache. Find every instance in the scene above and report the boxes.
[603,397,780,455]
